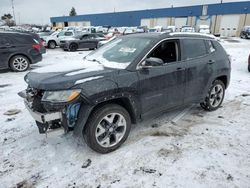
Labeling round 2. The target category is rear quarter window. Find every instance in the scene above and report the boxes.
[182,39,207,60]
[12,35,34,44]
[206,40,216,53]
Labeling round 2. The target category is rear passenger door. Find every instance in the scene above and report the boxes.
[181,38,214,103]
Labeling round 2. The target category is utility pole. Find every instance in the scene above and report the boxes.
[11,0,16,25]
[18,12,20,25]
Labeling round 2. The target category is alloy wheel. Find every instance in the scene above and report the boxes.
[209,84,224,108]
[13,57,29,71]
[95,113,127,148]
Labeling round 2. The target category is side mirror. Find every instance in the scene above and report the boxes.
[57,35,59,38]
[141,57,164,68]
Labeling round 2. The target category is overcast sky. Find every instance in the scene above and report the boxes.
[0,0,249,24]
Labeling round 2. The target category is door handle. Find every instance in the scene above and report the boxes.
[176,67,184,71]
[208,60,215,64]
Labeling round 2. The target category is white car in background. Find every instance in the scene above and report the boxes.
[199,25,210,34]
[43,30,83,49]
[181,26,195,32]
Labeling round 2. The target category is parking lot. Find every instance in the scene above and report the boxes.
[0,37,250,187]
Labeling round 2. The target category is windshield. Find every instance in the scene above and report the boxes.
[86,37,152,69]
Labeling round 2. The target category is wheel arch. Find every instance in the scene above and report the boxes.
[48,40,57,46]
[73,97,138,137]
[91,98,137,124]
[215,75,228,89]
[70,42,79,49]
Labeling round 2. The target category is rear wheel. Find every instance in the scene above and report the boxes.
[248,64,250,72]
[9,55,30,72]
[69,43,78,52]
[200,80,225,111]
[83,104,131,154]
[48,41,56,49]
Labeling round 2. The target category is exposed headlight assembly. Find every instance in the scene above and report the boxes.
[42,89,81,103]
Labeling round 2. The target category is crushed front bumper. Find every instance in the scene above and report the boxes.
[19,90,63,133]
[24,100,62,124]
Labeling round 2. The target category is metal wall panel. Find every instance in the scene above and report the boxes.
[50,2,250,28]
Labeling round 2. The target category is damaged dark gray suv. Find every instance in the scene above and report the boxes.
[19,33,231,153]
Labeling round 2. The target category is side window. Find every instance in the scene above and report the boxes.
[206,40,215,53]
[81,35,89,40]
[148,40,178,64]
[64,32,73,36]
[58,32,65,37]
[89,34,95,39]
[182,39,207,60]
[12,35,33,44]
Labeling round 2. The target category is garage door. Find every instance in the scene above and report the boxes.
[175,17,187,32]
[141,19,151,28]
[154,18,168,28]
[220,15,240,37]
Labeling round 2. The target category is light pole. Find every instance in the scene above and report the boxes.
[11,0,16,25]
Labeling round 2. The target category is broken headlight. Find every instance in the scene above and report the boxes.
[41,89,81,103]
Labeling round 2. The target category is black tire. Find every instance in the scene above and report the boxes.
[83,104,131,154]
[248,64,250,72]
[69,43,78,52]
[200,80,225,111]
[9,55,30,72]
[48,41,56,49]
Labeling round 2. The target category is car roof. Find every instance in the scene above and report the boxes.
[0,31,33,37]
[122,32,216,40]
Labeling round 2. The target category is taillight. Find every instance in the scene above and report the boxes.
[32,44,41,51]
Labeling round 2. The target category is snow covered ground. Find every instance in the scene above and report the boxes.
[0,39,250,188]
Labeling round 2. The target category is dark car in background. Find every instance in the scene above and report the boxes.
[19,33,231,153]
[240,26,250,39]
[0,31,43,72]
[60,33,106,51]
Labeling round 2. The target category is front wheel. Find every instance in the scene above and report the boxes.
[48,41,56,49]
[69,43,78,52]
[200,80,225,111]
[83,104,131,154]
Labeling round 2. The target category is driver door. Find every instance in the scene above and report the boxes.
[137,39,185,117]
